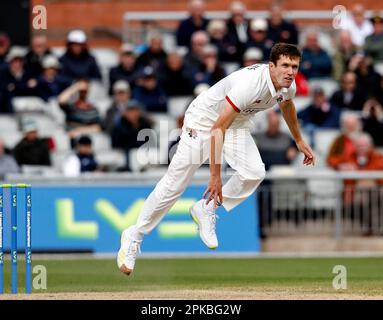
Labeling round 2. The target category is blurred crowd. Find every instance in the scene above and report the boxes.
[1,0,383,179]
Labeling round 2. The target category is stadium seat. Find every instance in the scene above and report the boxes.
[2,131,23,149]
[293,96,312,112]
[374,62,383,76]
[51,130,71,152]
[313,129,339,158]
[13,96,47,113]
[168,96,192,118]
[308,78,339,98]
[88,132,112,151]
[222,62,240,75]
[0,115,19,133]
[129,147,161,172]
[95,149,126,170]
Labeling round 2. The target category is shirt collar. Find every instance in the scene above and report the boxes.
[265,65,288,97]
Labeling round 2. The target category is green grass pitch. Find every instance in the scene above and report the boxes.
[1,257,383,296]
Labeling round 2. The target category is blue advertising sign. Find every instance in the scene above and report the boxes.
[1,185,260,253]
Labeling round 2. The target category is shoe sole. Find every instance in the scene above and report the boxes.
[190,207,218,250]
[117,231,134,276]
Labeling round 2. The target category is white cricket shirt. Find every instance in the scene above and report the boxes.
[184,63,296,130]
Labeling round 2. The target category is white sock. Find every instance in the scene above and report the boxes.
[201,199,215,212]
[130,225,144,241]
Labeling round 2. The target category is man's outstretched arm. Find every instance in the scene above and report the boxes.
[203,101,238,207]
[279,99,316,166]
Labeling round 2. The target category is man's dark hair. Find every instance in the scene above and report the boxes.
[269,43,301,65]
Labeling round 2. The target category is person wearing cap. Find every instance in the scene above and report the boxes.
[24,34,52,78]
[109,43,139,95]
[298,87,341,129]
[0,46,38,97]
[226,1,249,56]
[132,66,168,113]
[36,55,71,101]
[57,79,102,144]
[136,31,167,71]
[193,44,226,86]
[111,99,153,171]
[207,19,240,63]
[62,135,99,177]
[300,29,332,79]
[103,80,131,134]
[364,14,383,61]
[176,0,209,47]
[158,50,194,97]
[266,3,299,46]
[242,47,263,67]
[13,119,51,166]
[59,29,101,81]
[245,18,273,61]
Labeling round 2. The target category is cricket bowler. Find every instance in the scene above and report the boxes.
[117,43,315,275]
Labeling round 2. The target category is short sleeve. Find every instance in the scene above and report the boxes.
[284,81,296,100]
[226,83,256,113]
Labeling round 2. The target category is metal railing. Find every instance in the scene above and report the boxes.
[259,170,383,239]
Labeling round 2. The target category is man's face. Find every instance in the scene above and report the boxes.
[269,55,299,89]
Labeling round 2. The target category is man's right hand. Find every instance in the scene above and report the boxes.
[203,175,223,208]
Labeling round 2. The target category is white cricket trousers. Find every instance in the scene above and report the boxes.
[136,126,266,235]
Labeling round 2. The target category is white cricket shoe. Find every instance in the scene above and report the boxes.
[190,200,218,249]
[117,226,142,275]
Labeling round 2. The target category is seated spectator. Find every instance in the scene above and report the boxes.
[330,71,366,111]
[136,32,167,71]
[103,80,131,135]
[226,1,249,56]
[0,47,38,97]
[0,137,19,179]
[334,133,383,235]
[340,3,373,48]
[184,31,210,73]
[254,110,298,170]
[24,34,52,77]
[242,47,263,67]
[158,50,194,97]
[0,33,10,69]
[298,87,341,129]
[361,98,383,147]
[193,44,226,86]
[176,0,209,47]
[111,99,153,171]
[332,30,359,82]
[327,112,361,169]
[109,43,139,95]
[58,79,102,142]
[13,119,51,166]
[266,3,298,45]
[207,19,240,63]
[36,55,71,101]
[350,55,381,98]
[300,30,332,79]
[59,30,102,82]
[364,14,383,62]
[133,66,167,113]
[62,135,99,177]
[245,18,273,61]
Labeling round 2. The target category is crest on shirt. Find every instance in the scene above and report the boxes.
[276,95,283,103]
[187,128,198,139]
